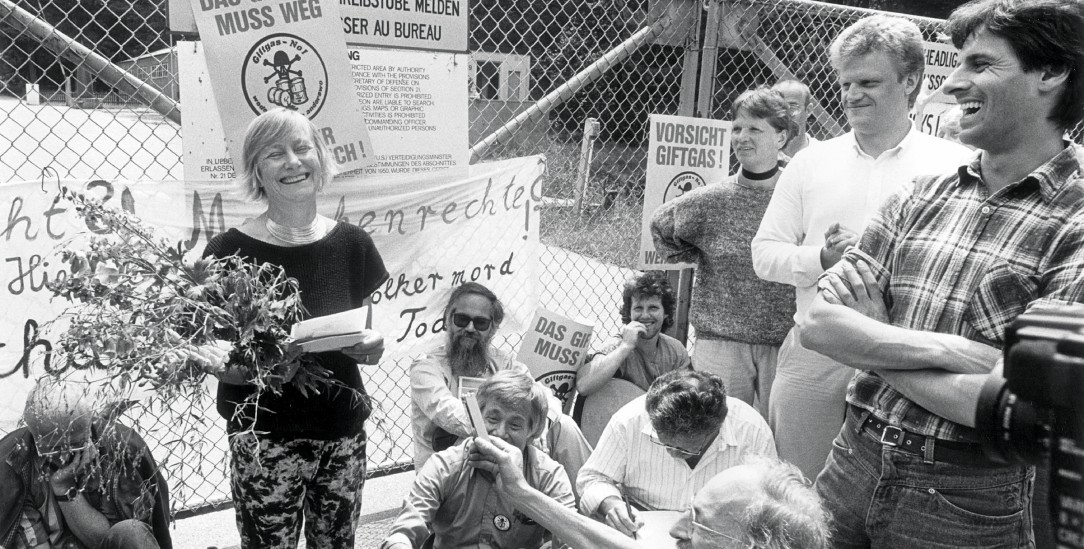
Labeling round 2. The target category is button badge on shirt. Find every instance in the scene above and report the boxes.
[493,514,511,531]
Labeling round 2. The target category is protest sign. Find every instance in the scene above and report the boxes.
[639,114,731,269]
[179,41,467,182]
[0,155,542,430]
[188,0,375,172]
[169,0,468,53]
[340,0,468,53]
[516,308,593,406]
[913,41,961,136]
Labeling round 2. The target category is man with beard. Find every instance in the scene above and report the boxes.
[410,282,592,489]
[469,439,830,549]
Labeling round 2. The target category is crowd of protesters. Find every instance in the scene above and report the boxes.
[3,0,1083,547]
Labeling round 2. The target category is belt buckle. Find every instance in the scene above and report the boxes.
[880,425,903,447]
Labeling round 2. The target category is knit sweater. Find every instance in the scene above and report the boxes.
[651,174,795,345]
[202,222,389,439]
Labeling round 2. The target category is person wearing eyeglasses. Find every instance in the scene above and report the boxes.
[384,371,574,549]
[772,79,819,161]
[576,369,776,538]
[0,377,172,549]
[469,438,828,549]
[409,282,592,491]
[669,457,830,549]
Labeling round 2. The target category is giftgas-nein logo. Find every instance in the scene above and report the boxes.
[663,171,706,202]
[242,33,328,118]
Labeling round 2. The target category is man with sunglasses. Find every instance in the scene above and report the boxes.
[410,282,591,489]
[576,369,776,538]
[0,378,171,549]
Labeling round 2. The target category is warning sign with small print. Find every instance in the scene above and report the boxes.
[189,0,374,172]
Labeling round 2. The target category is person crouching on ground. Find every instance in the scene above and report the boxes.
[382,370,576,549]
[0,377,172,549]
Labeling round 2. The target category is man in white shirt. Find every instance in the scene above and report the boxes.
[773,79,819,159]
[576,369,776,538]
[409,282,591,490]
[752,14,972,482]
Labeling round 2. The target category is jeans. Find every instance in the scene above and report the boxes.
[95,520,160,549]
[815,406,1034,549]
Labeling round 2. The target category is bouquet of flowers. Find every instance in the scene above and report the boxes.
[45,187,327,399]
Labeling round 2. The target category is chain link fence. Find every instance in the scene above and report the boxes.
[3,0,1082,519]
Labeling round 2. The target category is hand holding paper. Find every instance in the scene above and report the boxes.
[290,307,383,363]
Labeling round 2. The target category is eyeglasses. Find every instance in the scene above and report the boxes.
[690,504,743,544]
[650,437,703,458]
[451,313,492,331]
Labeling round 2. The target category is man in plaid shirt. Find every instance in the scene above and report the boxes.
[799,1,1084,547]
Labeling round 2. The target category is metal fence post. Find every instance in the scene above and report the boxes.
[0,0,181,124]
[664,2,706,346]
[574,117,602,215]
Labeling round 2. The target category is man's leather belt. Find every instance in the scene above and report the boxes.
[860,415,995,467]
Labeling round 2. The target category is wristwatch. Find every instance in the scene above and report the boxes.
[54,486,81,502]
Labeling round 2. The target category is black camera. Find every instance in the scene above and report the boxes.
[976,307,1084,546]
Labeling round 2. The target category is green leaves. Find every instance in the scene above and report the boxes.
[46,189,317,401]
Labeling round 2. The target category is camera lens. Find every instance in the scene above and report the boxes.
[976,375,1050,465]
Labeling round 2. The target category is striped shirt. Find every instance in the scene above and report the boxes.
[833,145,1084,441]
[576,395,776,514]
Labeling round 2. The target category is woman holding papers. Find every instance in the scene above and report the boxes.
[202,108,389,549]
[650,88,797,419]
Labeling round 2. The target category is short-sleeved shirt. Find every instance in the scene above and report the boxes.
[577,395,776,514]
[829,145,1084,441]
[587,333,691,392]
[202,224,389,439]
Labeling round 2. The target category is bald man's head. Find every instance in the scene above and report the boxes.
[23,378,111,459]
[671,458,831,549]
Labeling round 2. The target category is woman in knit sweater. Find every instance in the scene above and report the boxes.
[650,88,797,418]
[202,108,389,548]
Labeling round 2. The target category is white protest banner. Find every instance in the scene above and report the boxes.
[516,308,593,406]
[639,114,731,269]
[340,0,468,53]
[0,156,542,430]
[189,0,375,172]
[913,41,961,136]
[179,42,467,182]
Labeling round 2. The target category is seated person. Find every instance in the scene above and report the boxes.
[471,438,831,549]
[410,282,591,489]
[0,377,172,549]
[669,456,831,549]
[383,370,575,549]
[577,271,691,396]
[577,369,776,537]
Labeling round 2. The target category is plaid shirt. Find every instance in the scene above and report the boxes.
[830,144,1084,441]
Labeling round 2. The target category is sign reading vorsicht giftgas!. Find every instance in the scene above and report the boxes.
[189,0,374,172]
[639,114,731,270]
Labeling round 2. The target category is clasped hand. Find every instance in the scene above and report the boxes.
[819,259,889,323]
